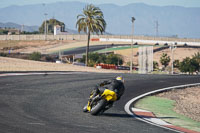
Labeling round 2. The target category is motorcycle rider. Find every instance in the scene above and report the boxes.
[83,76,125,112]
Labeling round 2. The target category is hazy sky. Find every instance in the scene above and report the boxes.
[1,0,200,8]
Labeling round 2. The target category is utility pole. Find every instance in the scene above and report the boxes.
[43,3,48,41]
[155,20,159,37]
[47,23,48,35]
[44,13,48,40]
[21,24,24,33]
[130,17,136,73]
[170,42,177,75]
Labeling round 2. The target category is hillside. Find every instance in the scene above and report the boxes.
[0,2,199,38]
[0,22,39,32]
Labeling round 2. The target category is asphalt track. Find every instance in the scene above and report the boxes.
[62,44,130,55]
[0,72,200,133]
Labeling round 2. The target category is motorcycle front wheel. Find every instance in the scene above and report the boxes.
[90,99,107,115]
[83,104,88,112]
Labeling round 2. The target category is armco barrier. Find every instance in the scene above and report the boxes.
[95,64,117,70]
[91,38,100,41]
[95,64,138,70]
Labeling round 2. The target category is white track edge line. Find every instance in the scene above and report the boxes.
[124,83,200,133]
[0,72,86,77]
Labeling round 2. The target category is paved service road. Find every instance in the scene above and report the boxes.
[62,44,130,55]
[0,72,199,133]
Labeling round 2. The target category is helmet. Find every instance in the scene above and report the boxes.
[116,76,124,83]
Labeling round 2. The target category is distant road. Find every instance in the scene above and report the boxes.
[99,38,200,46]
[62,44,130,55]
[61,43,200,56]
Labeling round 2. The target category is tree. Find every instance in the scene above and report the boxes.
[179,57,190,73]
[179,57,199,74]
[192,52,200,64]
[153,61,159,70]
[0,29,9,35]
[160,53,171,69]
[76,4,106,66]
[105,54,123,65]
[190,58,199,73]
[21,31,40,34]
[192,52,200,72]
[39,19,65,34]
[28,52,41,61]
[173,59,180,68]
[78,53,123,67]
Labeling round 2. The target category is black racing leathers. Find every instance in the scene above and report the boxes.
[92,79,125,100]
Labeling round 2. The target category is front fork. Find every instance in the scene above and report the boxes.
[87,95,101,112]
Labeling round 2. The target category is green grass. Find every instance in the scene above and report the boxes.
[151,71,168,74]
[96,45,164,53]
[135,96,200,132]
[96,46,132,53]
[50,44,164,54]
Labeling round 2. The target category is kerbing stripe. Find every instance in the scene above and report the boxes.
[124,83,200,133]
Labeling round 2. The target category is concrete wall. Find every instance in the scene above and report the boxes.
[99,38,200,46]
[0,34,199,42]
[0,34,89,41]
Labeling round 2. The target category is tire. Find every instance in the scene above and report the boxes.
[83,104,88,112]
[90,99,107,115]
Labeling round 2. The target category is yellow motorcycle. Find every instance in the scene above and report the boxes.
[83,89,118,115]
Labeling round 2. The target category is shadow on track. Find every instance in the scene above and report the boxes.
[136,115,177,119]
[102,113,132,118]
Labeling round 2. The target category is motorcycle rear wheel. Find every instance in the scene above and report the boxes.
[90,99,107,115]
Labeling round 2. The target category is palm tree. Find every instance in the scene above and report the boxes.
[76,4,106,66]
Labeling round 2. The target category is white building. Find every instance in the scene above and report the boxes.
[54,25,68,35]
[54,25,61,35]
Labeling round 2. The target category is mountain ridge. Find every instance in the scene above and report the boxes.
[0,1,199,38]
[0,22,39,32]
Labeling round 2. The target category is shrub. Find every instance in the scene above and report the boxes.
[0,52,8,57]
[78,52,123,67]
[105,53,123,65]
[160,53,170,68]
[153,61,159,70]
[88,60,96,67]
[45,55,54,62]
[126,61,134,67]
[29,52,41,61]
[173,59,180,68]
[179,57,199,74]
[192,52,200,66]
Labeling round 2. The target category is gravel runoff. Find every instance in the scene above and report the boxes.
[0,57,128,73]
[157,86,200,122]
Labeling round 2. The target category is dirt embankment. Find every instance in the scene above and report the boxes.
[157,87,200,122]
[0,56,127,73]
[0,40,79,54]
[0,40,123,54]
